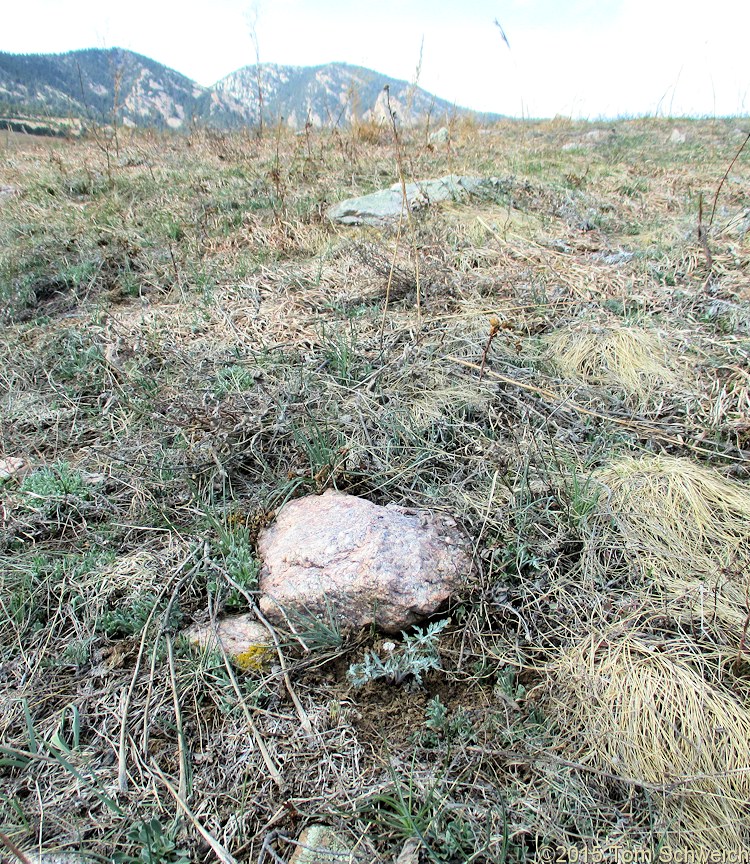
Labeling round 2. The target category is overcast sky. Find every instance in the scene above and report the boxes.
[2,0,749,118]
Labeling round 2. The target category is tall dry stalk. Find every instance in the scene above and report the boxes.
[380,85,422,343]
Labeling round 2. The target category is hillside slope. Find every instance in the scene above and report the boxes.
[214,61,486,127]
[0,49,497,130]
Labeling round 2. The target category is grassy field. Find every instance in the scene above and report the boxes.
[1,115,749,863]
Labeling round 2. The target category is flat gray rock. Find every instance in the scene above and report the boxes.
[258,490,472,632]
[326,174,497,226]
[288,824,356,864]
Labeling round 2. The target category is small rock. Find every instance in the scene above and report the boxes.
[721,208,750,238]
[258,490,472,633]
[0,184,20,201]
[0,456,28,482]
[395,838,422,864]
[584,128,614,142]
[563,130,614,151]
[594,250,634,265]
[669,128,686,144]
[184,614,273,670]
[428,126,449,144]
[289,824,354,864]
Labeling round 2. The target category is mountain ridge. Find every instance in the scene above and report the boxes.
[0,47,500,132]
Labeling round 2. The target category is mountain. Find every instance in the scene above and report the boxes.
[0,48,246,130]
[0,48,497,132]
[213,62,484,128]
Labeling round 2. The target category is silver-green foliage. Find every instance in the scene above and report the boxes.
[19,461,90,507]
[347,619,449,688]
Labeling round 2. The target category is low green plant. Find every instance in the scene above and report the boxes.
[2,551,106,637]
[96,592,181,638]
[49,329,107,387]
[1,708,125,817]
[114,817,190,864]
[286,597,343,650]
[494,665,526,703]
[422,696,475,744]
[291,415,348,490]
[62,635,97,666]
[19,461,89,505]
[207,521,260,610]
[321,322,373,384]
[359,761,507,862]
[499,540,546,583]
[360,762,438,845]
[348,619,449,688]
[561,465,602,529]
[212,364,259,396]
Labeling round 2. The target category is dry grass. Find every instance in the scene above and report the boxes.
[1,117,750,861]
[544,323,682,405]
[587,454,750,645]
[544,631,750,849]
[698,362,750,448]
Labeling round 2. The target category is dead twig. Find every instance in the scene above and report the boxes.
[122,544,205,791]
[222,571,314,738]
[0,831,32,864]
[708,129,750,229]
[384,85,421,320]
[447,355,747,461]
[206,592,284,788]
[479,316,501,380]
[701,129,750,285]
[166,635,189,801]
[698,193,713,276]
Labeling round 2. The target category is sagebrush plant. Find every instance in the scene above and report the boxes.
[348,619,449,687]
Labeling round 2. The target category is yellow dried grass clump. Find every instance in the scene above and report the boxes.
[590,454,750,643]
[546,324,679,402]
[546,632,750,848]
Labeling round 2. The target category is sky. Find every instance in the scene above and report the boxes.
[2,0,749,119]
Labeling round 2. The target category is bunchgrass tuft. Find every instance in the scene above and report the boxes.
[544,631,750,848]
[586,454,750,644]
[545,323,681,405]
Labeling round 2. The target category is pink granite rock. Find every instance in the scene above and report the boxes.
[257,490,472,633]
